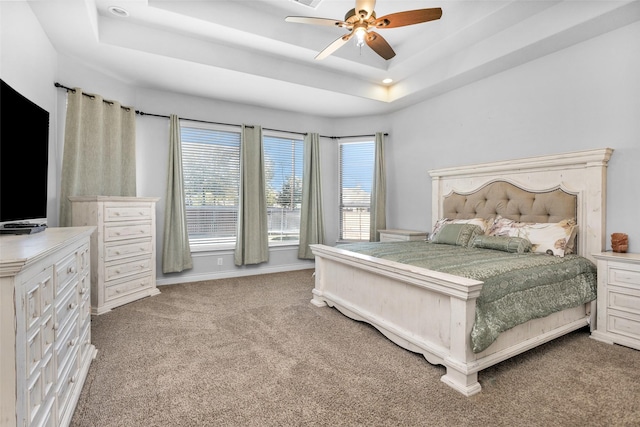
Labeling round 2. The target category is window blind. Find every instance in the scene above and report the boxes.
[181,123,241,247]
[263,133,304,244]
[339,140,374,241]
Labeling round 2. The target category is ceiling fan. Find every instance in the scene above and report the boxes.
[285,0,442,60]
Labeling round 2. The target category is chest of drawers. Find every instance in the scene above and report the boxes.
[0,227,96,427]
[591,252,640,350]
[69,196,160,315]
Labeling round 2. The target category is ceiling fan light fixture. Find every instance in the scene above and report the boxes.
[355,27,367,47]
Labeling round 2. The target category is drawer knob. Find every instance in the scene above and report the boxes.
[69,338,77,347]
[70,375,77,384]
[67,266,76,274]
[115,251,121,255]
[69,302,77,310]
[53,322,59,330]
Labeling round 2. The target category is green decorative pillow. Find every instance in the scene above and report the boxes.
[471,235,532,254]
[430,224,483,247]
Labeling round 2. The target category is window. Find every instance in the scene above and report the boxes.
[339,140,374,241]
[180,124,303,249]
[263,132,304,244]
[181,122,241,248]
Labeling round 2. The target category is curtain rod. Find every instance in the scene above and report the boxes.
[55,82,388,140]
[54,82,132,111]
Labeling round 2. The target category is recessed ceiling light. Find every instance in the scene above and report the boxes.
[382,78,393,84]
[108,6,129,17]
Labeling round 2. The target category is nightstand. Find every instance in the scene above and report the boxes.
[379,229,428,242]
[591,252,640,350]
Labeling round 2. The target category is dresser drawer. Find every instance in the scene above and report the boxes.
[105,275,153,302]
[105,257,152,282]
[104,223,153,242]
[78,272,90,303]
[55,314,79,380]
[27,370,43,426]
[42,352,55,400]
[104,204,153,222]
[105,239,153,262]
[25,267,54,331]
[55,251,78,297]
[26,324,42,378]
[78,243,90,273]
[54,286,78,341]
[42,312,55,358]
[56,351,79,425]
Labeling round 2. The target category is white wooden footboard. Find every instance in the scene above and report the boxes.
[310,244,592,396]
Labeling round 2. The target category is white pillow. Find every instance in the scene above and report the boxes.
[488,216,577,257]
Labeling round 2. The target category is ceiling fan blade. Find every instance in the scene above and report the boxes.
[373,8,442,29]
[285,16,347,27]
[355,0,376,19]
[315,33,353,60]
[365,31,395,60]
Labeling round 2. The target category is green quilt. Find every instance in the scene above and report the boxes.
[336,241,597,353]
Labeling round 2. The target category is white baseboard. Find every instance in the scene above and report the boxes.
[156,262,315,286]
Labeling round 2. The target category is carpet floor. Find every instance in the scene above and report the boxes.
[71,269,640,426]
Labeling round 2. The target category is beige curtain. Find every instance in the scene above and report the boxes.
[234,125,269,266]
[59,88,136,226]
[369,132,386,242]
[162,115,193,273]
[298,133,325,259]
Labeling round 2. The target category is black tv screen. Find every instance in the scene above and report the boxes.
[0,79,50,224]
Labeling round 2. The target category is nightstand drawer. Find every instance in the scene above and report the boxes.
[608,263,640,289]
[608,288,640,316]
[607,311,640,341]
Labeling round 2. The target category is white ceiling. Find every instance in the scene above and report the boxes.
[29,0,640,117]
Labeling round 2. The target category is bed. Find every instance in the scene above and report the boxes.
[310,148,613,396]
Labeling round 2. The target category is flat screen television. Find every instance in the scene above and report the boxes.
[0,79,50,227]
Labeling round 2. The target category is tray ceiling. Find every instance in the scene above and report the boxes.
[29,0,640,117]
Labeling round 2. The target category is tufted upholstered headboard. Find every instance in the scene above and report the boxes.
[442,181,576,224]
[429,148,613,263]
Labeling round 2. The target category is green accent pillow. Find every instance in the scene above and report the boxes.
[430,224,483,247]
[471,235,532,254]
